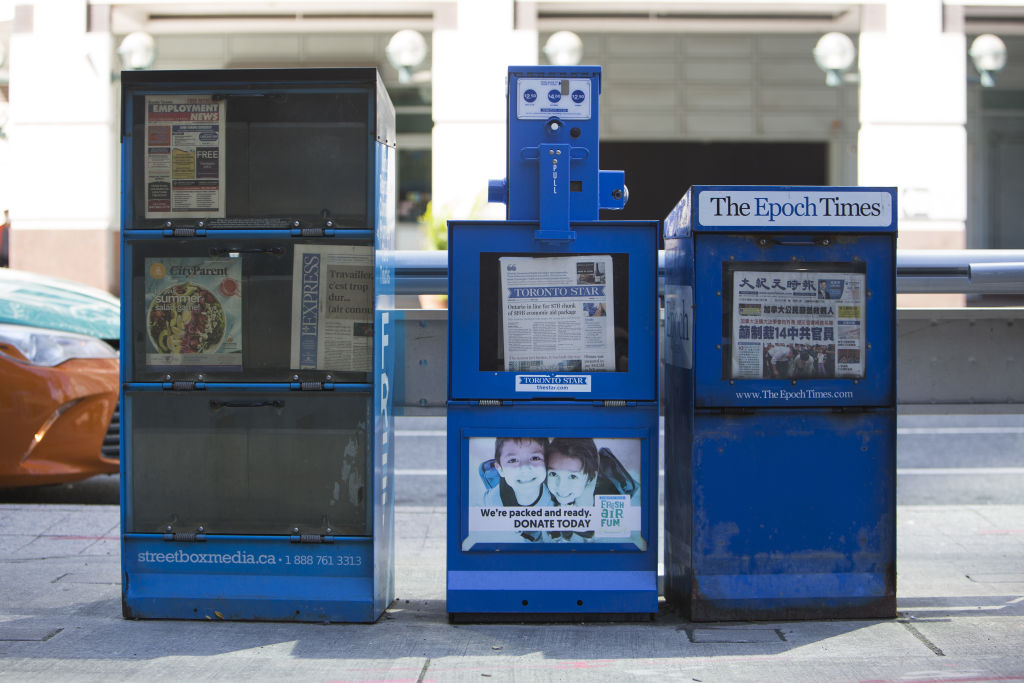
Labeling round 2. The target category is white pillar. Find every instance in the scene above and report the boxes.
[7,0,118,292]
[857,0,966,304]
[430,0,537,221]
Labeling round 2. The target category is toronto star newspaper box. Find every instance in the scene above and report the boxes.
[119,69,397,622]
[663,185,898,620]
[446,66,660,620]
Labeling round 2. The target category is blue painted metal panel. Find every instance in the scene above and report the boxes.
[122,535,375,622]
[371,138,397,619]
[446,403,659,615]
[688,409,896,620]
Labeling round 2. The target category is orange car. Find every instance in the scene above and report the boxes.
[0,268,120,487]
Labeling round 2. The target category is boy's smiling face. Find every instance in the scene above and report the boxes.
[546,451,590,505]
[495,440,546,502]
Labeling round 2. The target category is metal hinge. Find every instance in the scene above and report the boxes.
[163,532,206,542]
[290,534,334,544]
[603,400,627,407]
[300,226,326,237]
[298,381,326,391]
[170,380,198,391]
[171,227,197,238]
[477,399,502,406]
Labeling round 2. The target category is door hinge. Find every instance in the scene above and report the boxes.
[163,532,207,542]
[290,534,334,544]
[477,399,502,406]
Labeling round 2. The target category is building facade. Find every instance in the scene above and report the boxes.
[1,0,1022,307]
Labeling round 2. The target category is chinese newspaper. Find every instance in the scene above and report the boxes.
[730,269,866,379]
[145,257,242,368]
[499,255,615,372]
[290,245,375,373]
[144,95,226,219]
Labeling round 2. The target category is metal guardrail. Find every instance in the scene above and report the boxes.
[394,250,1024,295]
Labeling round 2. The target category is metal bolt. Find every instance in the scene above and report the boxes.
[556,149,562,155]
[197,221,205,228]
[822,238,831,246]
[325,374,333,381]
[293,220,301,228]
[197,526,205,532]
[293,528,300,534]
[292,374,299,381]
[326,220,334,228]
[611,189,623,200]
[549,149,554,155]
[166,525,173,532]
[326,528,332,534]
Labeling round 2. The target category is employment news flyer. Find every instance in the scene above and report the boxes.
[730,269,866,380]
[144,95,226,219]
[499,255,615,372]
[290,245,375,372]
[464,436,644,549]
[144,257,242,368]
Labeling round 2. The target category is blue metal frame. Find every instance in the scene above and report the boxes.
[119,68,396,623]
[448,219,659,402]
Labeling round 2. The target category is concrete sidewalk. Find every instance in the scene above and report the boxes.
[0,502,1022,682]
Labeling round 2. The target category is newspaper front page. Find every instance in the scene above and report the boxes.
[290,245,374,372]
[730,269,866,379]
[499,255,615,372]
[144,95,226,219]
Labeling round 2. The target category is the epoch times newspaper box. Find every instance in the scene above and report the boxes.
[663,185,898,621]
[119,69,396,623]
[446,66,660,619]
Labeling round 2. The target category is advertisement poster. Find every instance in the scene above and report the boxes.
[464,436,644,549]
[290,245,375,373]
[499,255,615,373]
[730,269,866,379]
[145,257,242,368]
[144,95,226,219]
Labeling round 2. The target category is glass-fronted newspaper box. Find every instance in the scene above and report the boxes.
[663,185,897,620]
[119,69,396,623]
[446,67,659,620]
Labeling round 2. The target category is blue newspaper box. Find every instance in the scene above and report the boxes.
[446,67,659,620]
[663,185,897,620]
[119,69,396,622]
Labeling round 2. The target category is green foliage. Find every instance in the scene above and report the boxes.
[419,201,447,251]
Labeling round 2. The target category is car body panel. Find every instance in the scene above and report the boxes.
[0,269,120,488]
